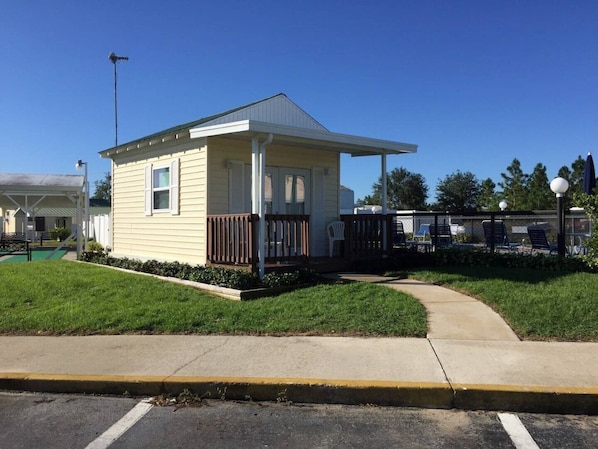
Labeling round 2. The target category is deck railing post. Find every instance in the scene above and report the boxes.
[489,213,496,253]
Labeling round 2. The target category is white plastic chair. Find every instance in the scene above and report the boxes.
[327,221,345,257]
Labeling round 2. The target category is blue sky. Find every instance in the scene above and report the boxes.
[2,0,597,202]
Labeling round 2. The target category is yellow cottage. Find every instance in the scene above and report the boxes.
[99,94,417,276]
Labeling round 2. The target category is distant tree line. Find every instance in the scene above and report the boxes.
[359,155,594,212]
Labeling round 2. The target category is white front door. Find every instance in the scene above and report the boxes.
[229,165,311,216]
[229,164,324,256]
[265,167,310,215]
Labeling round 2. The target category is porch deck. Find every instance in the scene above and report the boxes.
[207,213,400,274]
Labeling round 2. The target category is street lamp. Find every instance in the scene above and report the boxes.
[108,52,129,148]
[76,159,89,252]
[499,200,508,211]
[550,177,569,257]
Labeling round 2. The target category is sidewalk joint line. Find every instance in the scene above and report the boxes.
[167,337,231,378]
[427,338,456,406]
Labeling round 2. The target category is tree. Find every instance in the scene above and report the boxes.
[558,155,586,196]
[368,167,428,210]
[573,192,598,263]
[525,163,553,209]
[477,178,500,211]
[434,171,481,212]
[93,172,111,202]
[499,158,529,210]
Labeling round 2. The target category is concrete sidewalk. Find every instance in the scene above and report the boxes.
[0,272,596,414]
[0,335,596,414]
[325,274,520,341]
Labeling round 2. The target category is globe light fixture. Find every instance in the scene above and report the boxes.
[550,177,569,197]
[550,177,569,257]
[499,200,508,211]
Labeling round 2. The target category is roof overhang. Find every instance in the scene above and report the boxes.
[188,120,417,157]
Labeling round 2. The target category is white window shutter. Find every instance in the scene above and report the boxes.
[228,161,245,213]
[144,164,152,216]
[170,158,180,215]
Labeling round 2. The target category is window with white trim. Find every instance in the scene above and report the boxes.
[145,159,179,215]
[153,166,171,210]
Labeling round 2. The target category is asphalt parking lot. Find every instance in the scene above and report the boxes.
[0,392,596,449]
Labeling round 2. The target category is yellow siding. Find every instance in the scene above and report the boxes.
[110,137,208,264]
[109,135,341,264]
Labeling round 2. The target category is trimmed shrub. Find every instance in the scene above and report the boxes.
[50,227,71,241]
[86,241,104,253]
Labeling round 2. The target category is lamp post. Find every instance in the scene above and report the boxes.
[550,177,569,257]
[108,52,129,148]
[76,160,89,251]
[499,200,508,211]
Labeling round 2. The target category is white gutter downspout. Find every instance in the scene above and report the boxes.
[251,137,260,216]
[254,133,273,279]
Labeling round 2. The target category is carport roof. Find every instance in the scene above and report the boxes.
[0,173,84,210]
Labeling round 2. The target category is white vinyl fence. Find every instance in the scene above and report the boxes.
[92,214,111,249]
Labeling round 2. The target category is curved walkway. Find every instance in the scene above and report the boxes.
[326,273,520,341]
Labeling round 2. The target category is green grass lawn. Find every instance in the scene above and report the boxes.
[0,260,426,337]
[2,260,595,341]
[408,266,598,341]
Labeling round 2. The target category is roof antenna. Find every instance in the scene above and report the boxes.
[109,52,129,148]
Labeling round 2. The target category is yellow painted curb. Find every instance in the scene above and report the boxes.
[0,373,453,408]
[452,383,598,415]
[2,373,596,414]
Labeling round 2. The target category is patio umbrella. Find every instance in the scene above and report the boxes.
[583,152,596,195]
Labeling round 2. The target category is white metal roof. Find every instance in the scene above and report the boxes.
[199,94,328,132]
[99,94,418,158]
[189,120,417,156]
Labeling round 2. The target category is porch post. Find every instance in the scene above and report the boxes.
[252,134,273,278]
[258,134,273,278]
[251,137,260,215]
[251,137,262,276]
[381,152,388,214]
[381,152,388,254]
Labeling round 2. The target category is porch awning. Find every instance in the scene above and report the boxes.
[188,120,418,157]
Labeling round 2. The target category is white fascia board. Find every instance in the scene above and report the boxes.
[189,120,418,156]
[189,120,253,138]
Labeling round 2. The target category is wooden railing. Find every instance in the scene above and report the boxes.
[341,214,395,258]
[207,214,310,270]
[207,214,257,266]
[264,214,310,262]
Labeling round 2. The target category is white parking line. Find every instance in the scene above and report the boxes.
[84,398,154,449]
[498,413,540,449]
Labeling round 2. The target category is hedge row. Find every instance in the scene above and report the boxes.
[433,248,597,272]
[79,248,596,291]
[352,247,598,274]
[78,252,320,290]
